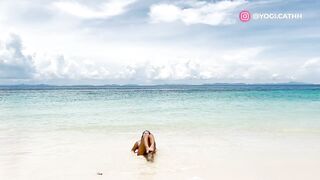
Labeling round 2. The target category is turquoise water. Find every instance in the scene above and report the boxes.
[1,85,320,134]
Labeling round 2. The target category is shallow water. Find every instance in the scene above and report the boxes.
[1,85,320,179]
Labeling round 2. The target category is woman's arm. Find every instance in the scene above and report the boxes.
[131,141,139,152]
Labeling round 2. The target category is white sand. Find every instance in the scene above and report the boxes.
[1,130,320,180]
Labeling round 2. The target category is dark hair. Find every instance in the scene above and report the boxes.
[141,130,151,138]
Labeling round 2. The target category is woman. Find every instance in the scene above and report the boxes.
[131,130,156,161]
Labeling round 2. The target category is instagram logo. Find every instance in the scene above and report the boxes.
[239,10,251,22]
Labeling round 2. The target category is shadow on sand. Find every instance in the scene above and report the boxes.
[144,152,156,162]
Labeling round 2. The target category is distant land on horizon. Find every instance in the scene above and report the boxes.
[0,82,319,87]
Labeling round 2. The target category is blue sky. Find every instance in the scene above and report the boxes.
[0,0,319,85]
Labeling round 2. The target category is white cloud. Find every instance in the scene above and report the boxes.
[149,0,247,25]
[0,34,35,79]
[0,34,110,81]
[1,34,319,84]
[302,58,320,70]
[114,49,280,84]
[149,4,181,23]
[53,0,135,19]
[33,54,110,80]
[0,34,270,83]
[298,57,320,82]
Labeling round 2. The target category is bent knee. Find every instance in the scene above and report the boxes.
[142,134,150,139]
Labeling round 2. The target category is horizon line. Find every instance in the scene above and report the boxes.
[0,82,319,87]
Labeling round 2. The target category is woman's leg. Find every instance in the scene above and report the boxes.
[146,134,156,161]
[148,134,156,152]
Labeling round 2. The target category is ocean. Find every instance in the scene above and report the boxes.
[1,85,320,180]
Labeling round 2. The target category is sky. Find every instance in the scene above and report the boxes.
[0,0,319,85]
